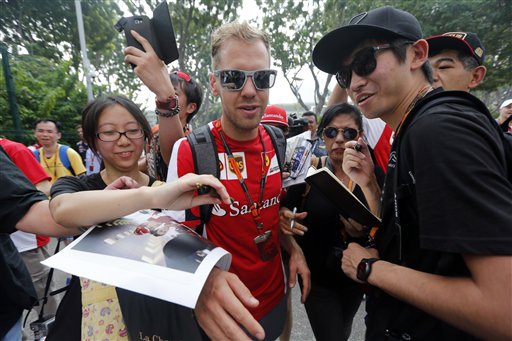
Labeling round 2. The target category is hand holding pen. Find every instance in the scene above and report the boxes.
[279,207,308,236]
[290,207,297,229]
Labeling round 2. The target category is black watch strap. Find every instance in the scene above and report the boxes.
[357,257,380,283]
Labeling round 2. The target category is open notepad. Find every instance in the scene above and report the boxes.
[305,166,381,227]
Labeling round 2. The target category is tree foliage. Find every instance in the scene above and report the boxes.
[0,0,245,136]
[0,54,87,144]
[1,0,510,136]
[259,0,511,113]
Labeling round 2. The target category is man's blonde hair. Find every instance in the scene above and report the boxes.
[211,21,271,69]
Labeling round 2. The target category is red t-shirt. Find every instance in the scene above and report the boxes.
[1,138,51,249]
[167,121,286,320]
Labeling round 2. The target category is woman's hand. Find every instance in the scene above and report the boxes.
[339,215,368,238]
[279,207,308,236]
[343,138,376,188]
[152,173,231,211]
[105,176,141,190]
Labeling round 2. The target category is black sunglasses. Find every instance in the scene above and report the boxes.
[323,127,359,140]
[213,69,277,91]
[336,42,412,88]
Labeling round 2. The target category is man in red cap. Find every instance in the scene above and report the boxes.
[262,105,289,136]
[426,32,487,91]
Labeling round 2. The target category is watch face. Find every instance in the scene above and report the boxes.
[156,96,178,111]
[357,259,368,282]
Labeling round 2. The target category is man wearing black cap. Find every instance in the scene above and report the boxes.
[313,6,512,340]
[427,32,487,91]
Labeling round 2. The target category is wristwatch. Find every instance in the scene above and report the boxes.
[356,258,380,283]
[155,95,180,117]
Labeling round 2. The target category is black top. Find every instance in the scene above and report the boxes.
[0,147,42,336]
[1,147,47,234]
[282,157,383,288]
[366,89,512,340]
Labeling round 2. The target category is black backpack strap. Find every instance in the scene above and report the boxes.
[262,124,286,172]
[186,125,220,230]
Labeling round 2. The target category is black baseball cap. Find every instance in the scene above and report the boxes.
[313,6,423,74]
[426,32,485,66]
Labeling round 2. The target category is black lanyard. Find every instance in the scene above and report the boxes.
[218,125,268,234]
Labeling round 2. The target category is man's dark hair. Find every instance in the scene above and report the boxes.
[35,118,62,132]
[386,38,433,84]
[170,73,203,124]
[459,52,480,71]
[302,111,317,120]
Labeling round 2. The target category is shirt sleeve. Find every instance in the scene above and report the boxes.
[8,145,50,185]
[0,149,47,233]
[67,148,86,176]
[50,175,90,198]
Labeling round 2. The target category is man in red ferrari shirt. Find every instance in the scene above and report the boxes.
[165,21,310,341]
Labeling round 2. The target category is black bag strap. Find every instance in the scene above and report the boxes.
[187,124,287,229]
[262,123,286,172]
[186,125,220,230]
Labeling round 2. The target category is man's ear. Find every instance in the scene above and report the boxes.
[185,102,197,115]
[209,72,219,97]
[410,39,429,72]
[468,65,487,90]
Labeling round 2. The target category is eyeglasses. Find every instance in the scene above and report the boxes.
[213,69,277,91]
[335,42,412,88]
[96,128,144,142]
[172,70,191,82]
[323,127,360,141]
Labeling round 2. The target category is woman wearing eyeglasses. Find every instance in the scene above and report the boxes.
[279,102,383,341]
[47,95,231,340]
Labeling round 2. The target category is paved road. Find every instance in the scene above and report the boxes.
[289,284,366,341]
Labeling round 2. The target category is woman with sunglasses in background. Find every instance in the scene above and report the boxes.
[47,95,230,340]
[279,102,383,341]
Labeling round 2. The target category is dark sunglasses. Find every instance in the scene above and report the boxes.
[213,69,277,91]
[323,127,359,140]
[336,42,412,88]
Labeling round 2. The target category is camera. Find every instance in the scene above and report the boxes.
[30,316,55,340]
[115,1,179,65]
[287,113,309,138]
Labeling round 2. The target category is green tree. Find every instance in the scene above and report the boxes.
[117,0,244,126]
[258,0,383,113]
[259,0,511,112]
[0,54,87,144]
[0,0,136,95]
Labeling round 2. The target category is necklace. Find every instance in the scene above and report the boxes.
[395,85,433,136]
[216,120,277,261]
[41,146,59,179]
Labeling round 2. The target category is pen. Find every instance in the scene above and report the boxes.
[290,207,297,229]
